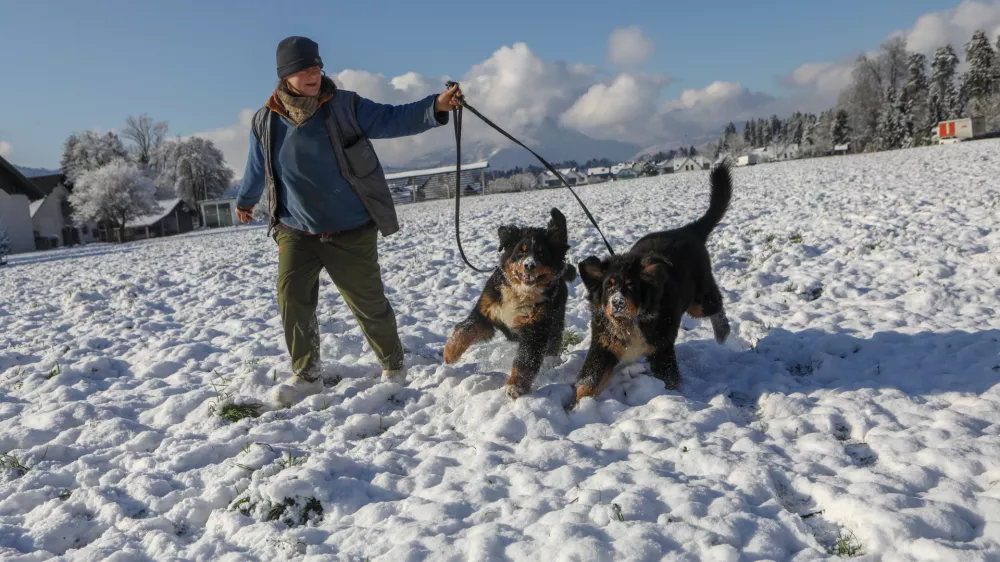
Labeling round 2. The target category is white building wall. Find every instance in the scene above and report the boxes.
[0,190,36,254]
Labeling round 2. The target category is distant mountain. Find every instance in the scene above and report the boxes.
[14,165,59,178]
[384,118,641,172]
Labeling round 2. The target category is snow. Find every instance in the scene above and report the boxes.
[2,140,1000,560]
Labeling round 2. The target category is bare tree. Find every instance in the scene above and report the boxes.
[123,114,168,167]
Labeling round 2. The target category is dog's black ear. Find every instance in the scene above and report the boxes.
[639,255,669,284]
[547,208,568,248]
[578,256,606,292]
[497,225,522,251]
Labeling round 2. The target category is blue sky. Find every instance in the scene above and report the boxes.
[0,0,978,169]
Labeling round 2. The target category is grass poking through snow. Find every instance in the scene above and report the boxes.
[218,402,263,422]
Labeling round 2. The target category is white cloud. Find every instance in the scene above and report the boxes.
[788,0,1000,109]
[608,26,655,66]
[190,109,256,177]
[560,73,672,144]
[0,141,11,158]
[904,0,1000,54]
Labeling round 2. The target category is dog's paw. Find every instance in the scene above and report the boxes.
[711,312,731,344]
[505,383,527,401]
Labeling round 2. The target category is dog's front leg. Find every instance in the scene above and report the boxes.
[444,315,495,364]
[505,326,548,400]
[648,344,681,391]
[572,344,619,406]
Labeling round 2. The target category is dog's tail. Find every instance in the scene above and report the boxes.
[562,263,578,283]
[689,162,733,242]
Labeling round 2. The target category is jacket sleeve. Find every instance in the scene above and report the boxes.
[356,94,449,139]
[236,129,266,209]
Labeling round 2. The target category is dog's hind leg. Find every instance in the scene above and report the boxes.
[444,316,495,364]
[694,273,730,344]
[710,310,730,344]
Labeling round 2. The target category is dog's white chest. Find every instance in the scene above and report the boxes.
[498,284,543,329]
[618,325,653,364]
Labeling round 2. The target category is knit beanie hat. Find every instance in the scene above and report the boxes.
[276,36,323,79]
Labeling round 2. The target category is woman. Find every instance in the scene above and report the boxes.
[236,36,462,407]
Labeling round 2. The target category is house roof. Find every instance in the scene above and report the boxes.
[29,199,45,218]
[125,198,184,228]
[383,161,489,181]
[0,155,47,200]
[587,167,611,175]
[30,174,65,197]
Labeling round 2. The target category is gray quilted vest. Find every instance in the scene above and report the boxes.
[250,89,400,237]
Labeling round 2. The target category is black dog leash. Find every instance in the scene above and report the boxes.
[446,81,616,274]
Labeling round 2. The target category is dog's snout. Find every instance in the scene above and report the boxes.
[609,291,627,311]
[522,256,537,271]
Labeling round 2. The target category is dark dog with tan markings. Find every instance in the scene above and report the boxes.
[444,208,577,399]
[573,164,733,406]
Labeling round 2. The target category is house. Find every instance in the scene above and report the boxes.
[833,143,851,155]
[198,198,239,228]
[587,167,612,183]
[672,154,711,173]
[773,143,800,161]
[0,155,44,255]
[27,174,101,248]
[541,168,587,188]
[737,154,759,167]
[614,167,638,180]
[655,160,674,174]
[121,198,195,241]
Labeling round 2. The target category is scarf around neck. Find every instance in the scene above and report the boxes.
[272,76,336,126]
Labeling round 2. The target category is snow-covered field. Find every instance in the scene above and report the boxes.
[2,140,1000,561]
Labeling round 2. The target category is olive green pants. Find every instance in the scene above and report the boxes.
[274,226,403,381]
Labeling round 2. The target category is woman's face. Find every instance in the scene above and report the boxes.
[286,66,322,96]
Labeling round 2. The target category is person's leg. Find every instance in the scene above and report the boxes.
[317,225,404,372]
[275,230,325,381]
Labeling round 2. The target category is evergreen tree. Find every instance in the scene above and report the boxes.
[963,30,995,106]
[876,86,906,150]
[743,119,754,146]
[832,109,851,146]
[930,45,960,121]
[903,52,931,146]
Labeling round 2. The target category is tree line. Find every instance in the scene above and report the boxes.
[60,115,233,242]
[712,30,1000,160]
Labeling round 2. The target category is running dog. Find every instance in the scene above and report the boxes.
[444,208,577,400]
[574,164,733,405]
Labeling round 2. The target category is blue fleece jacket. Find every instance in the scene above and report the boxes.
[237,94,447,234]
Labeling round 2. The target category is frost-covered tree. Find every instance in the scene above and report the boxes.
[832,109,851,146]
[876,87,906,150]
[636,159,658,176]
[69,160,159,243]
[930,45,961,121]
[122,114,168,167]
[60,131,128,186]
[151,137,234,207]
[743,119,754,146]
[903,53,931,146]
[0,220,10,265]
[963,31,995,105]
[491,173,538,193]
